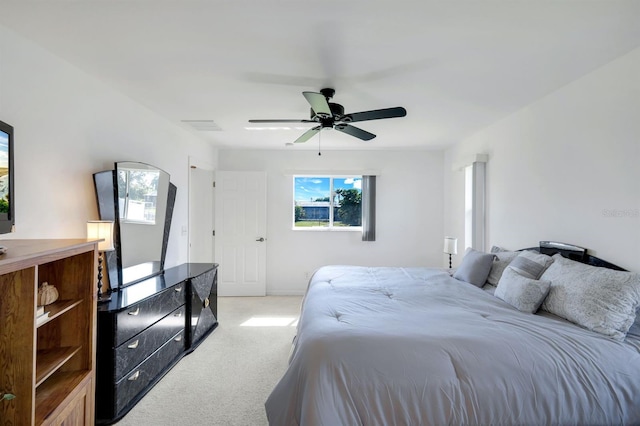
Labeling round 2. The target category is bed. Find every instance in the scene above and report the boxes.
[265,242,640,425]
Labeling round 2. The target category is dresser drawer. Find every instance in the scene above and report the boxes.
[115,305,186,381]
[114,330,185,415]
[115,282,186,346]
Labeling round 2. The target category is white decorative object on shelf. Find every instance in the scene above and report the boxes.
[36,311,50,326]
[38,282,59,306]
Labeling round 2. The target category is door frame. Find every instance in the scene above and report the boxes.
[188,156,215,263]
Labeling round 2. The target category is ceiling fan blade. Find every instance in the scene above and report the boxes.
[303,91,332,117]
[342,107,407,123]
[334,124,376,141]
[294,126,322,143]
[248,119,316,123]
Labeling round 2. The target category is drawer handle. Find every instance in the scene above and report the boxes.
[128,307,140,316]
[128,371,140,381]
[128,340,139,349]
[174,335,183,342]
[175,286,183,293]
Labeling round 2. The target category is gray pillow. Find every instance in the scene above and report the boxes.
[625,312,640,351]
[628,310,640,338]
[541,254,640,341]
[495,267,551,313]
[453,248,495,287]
[487,250,519,285]
[509,250,554,279]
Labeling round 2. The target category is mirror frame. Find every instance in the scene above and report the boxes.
[93,162,176,290]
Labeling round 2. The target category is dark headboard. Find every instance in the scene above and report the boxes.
[522,241,627,272]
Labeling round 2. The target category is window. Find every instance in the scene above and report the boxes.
[464,159,486,250]
[464,165,473,249]
[293,176,362,229]
[117,168,160,224]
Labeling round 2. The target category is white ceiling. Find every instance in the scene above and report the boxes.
[1,1,639,150]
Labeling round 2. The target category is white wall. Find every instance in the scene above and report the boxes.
[218,149,444,294]
[0,25,217,268]
[444,48,640,271]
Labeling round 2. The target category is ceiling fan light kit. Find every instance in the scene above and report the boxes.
[249,88,406,145]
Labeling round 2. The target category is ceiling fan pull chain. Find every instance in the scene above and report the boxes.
[318,129,322,156]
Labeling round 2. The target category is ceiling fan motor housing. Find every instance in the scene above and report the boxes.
[310,103,344,121]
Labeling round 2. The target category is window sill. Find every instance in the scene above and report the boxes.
[291,227,363,232]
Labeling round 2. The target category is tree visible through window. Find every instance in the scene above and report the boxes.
[118,168,160,224]
[293,176,362,229]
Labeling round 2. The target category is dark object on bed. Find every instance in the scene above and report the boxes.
[525,240,627,271]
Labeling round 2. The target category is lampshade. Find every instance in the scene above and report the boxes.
[443,237,458,255]
[87,220,115,252]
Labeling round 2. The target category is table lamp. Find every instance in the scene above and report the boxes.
[87,220,115,303]
[443,236,458,269]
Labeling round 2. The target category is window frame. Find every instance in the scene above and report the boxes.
[292,174,363,232]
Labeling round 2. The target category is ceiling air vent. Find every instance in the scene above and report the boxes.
[181,120,222,131]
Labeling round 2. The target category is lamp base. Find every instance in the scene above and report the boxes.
[97,292,112,304]
[96,252,111,304]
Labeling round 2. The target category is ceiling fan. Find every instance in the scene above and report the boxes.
[248,88,407,144]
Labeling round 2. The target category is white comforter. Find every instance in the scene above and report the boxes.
[265,266,640,426]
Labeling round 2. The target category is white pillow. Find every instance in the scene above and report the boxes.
[541,254,640,341]
[495,267,551,313]
[509,250,553,279]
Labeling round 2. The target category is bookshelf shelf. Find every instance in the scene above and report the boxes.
[36,346,82,387]
[35,370,91,425]
[36,299,83,328]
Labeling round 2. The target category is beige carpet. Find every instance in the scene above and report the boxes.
[114,296,302,426]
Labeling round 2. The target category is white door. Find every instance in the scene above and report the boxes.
[189,166,214,263]
[215,171,267,296]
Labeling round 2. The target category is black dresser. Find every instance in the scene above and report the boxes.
[96,263,218,424]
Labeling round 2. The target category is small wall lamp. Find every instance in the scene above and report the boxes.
[443,236,458,269]
[87,220,115,303]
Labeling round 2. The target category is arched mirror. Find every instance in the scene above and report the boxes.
[93,162,176,290]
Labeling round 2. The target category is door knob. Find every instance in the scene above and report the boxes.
[256,237,265,242]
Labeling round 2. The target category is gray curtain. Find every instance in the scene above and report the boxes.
[362,176,376,241]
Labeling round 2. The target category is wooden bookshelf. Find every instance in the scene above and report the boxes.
[0,239,98,426]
